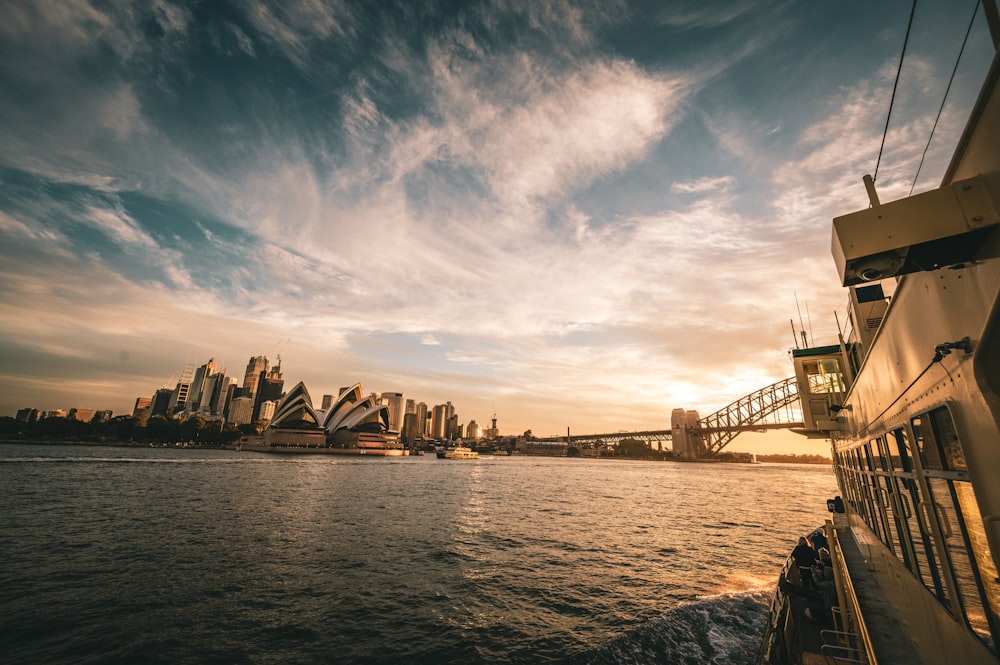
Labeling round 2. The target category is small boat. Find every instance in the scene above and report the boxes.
[444,445,479,460]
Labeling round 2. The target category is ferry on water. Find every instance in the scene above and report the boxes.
[443,445,479,460]
[758,3,1000,664]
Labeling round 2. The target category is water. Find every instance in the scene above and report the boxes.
[0,443,837,664]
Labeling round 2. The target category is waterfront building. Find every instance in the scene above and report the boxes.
[68,407,95,423]
[252,363,284,423]
[252,380,399,453]
[415,402,428,436]
[149,388,173,418]
[133,397,151,417]
[483,413,499,440]
[242,355,268,397]
[467,420,481,439]
[321,394,334,410]
[166,361,196,413]
[15,408,39,423]
[381,392,404,432]
[402,412,420,446]
[197,373,219,413]
[228,396,254,426]
[199,373,235,415]
[187,358,217,410]
[258,400,277,423]
[168,380,190,412]
[93,410,112,424]
[405,399,415,414]
[431,404,447,439]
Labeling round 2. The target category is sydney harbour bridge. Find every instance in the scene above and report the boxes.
[533,376,807,458]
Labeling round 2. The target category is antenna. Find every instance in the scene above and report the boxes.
[790,319,800,349]
[805,300,814,347]
[795,293,808,347]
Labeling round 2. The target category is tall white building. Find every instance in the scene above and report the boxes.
[187,358,217,409]
[381,392,405,432]
[258,400,278,423]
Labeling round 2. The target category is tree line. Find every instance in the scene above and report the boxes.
[0,414,262,446]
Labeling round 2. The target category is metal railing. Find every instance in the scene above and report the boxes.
[828,521,878,665]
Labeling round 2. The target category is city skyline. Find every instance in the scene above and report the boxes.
[11,351,468,438]
[1,1,994,453]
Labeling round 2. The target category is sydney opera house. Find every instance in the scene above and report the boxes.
[243,381,405,455]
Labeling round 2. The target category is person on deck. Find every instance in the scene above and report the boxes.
[810,528,828,557]
[805,547,836,624]
[792,536,819,590]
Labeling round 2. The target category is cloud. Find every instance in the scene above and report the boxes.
[656,2,764,30]
[243,0,356,66]
[671,175,735,194]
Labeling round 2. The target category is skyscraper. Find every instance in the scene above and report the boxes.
[149,388,173,418]
[381,392,404,432]
[252,362,284,423]
[133,397,151,417]
[168,361,195,412]
[415,402,428,437]
[187,358,217,410]
[431,404,447,439]
[242,355,268,397]
[227,396,254,426]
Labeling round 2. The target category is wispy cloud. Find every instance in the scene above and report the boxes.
[671,176,735,194]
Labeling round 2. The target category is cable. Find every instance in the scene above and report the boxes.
[874,0,919,183]
[909,0,982,195]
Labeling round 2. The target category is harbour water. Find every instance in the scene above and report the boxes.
[0,443,837,664]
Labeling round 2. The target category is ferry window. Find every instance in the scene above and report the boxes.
[912,415,943,469]
[915,407,1000,651]
[871,437,889,472]
[862,444,875,472]
[913,411,966,472]
[803,358,846,394]
[887,429,913,473]
[898,426,952,605]
[927,477,998,652]
[931,408,968,471]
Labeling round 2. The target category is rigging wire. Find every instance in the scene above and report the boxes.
[909,0,982,195]
[874,0,919,183]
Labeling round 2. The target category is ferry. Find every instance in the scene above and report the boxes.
[758,4,1000,664]
[443,445,479,460]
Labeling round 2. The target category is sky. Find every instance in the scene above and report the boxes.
[0,0,995,453]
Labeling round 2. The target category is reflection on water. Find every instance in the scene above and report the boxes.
[0,444,837,664]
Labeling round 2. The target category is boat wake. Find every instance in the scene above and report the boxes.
[571,590,771,665]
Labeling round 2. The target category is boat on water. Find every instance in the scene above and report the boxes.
[443,445,479,460]
[758,6,1000,664]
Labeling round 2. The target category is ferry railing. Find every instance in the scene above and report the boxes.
[820,629,867,663]
[754,554,796,665]
[828,521,878,665]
